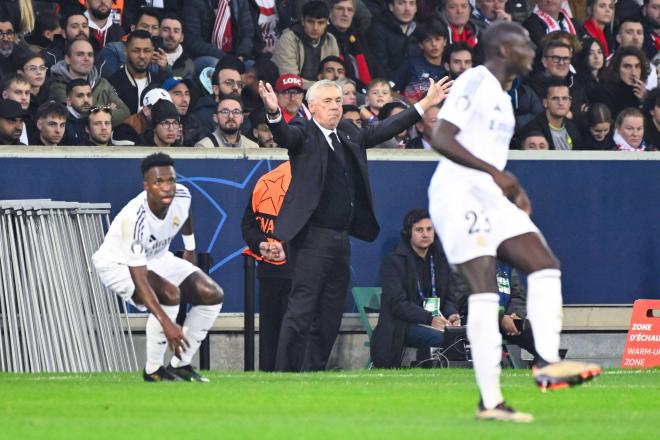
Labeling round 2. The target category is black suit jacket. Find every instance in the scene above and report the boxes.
[268,106,422,242]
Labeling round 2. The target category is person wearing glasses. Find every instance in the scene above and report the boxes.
[15,51,50,116]
[192,55,246,138]
[114,87,172,145]
[195,94,257,149]
[516,77,583,150]
[274,73,310,123]
[141,99,182,147]
[162,76,205,146]
[527,40,587,121]
[0,14,26,80]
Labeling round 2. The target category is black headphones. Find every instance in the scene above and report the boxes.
[401,208,430,240]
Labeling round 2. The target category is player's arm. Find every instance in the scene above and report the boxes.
[431,120,531,214]
[181,209,195,264]
[128,265,189,356]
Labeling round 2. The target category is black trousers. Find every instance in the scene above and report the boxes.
[258,277,291,372]
[275,225,350,372]
[501,318,538,361]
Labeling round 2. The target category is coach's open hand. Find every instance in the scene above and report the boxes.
[259,80,279,114]
[418,76,453,111]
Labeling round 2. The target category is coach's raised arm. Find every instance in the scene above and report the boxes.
[258,77,452,151]
[254,77,451,373]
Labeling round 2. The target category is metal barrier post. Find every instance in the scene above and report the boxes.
[243,254,256,371]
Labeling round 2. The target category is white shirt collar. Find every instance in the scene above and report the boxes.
[312,118,338,150]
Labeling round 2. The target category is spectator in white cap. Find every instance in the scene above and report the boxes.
[113,86,172,145]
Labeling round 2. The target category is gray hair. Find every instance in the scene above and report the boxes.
[306,80,343,104]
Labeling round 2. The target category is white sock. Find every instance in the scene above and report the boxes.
[145,304,180,374]
[170,303,222,368]
[527,269,563,364]
[467,293,504,410]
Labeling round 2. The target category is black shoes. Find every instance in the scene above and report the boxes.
[166,364,211,382]
[143,366,184,382]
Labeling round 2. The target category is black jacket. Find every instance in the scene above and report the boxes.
[370,239,458,368]
[508,80,544,131]
[108,66,168,114]
[515,112,584,150]
[267,106,421,242]
[366,11,421,81]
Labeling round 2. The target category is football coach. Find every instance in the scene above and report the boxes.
[258,76,452,372]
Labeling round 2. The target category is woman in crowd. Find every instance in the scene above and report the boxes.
[575,38,608,106]
[582,0,615,58]
[582,103,615,150]
[613,107,647,151]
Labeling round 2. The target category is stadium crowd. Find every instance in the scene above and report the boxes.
[0,0,657,151]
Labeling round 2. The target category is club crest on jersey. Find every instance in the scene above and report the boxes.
[172,215,181,228]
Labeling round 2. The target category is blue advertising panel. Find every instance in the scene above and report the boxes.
[1,153,658,309]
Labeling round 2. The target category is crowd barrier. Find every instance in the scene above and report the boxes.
[0,199,137,372]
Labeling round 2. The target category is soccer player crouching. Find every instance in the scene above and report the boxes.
[93,153,223,382]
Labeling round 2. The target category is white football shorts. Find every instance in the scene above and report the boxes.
[429,183,540,265]
[93,252,200,311]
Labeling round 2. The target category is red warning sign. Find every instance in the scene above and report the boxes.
[621,299,660,369]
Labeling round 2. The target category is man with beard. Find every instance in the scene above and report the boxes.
[85,105,115,146]
[0,15,25,81]
[49,39,130,127]
[442,42,473,79]
[191,56,246,136]
[159,12,195,80]
[250,109,279,148]
[85,0,124,49]
[195,94,258,148]
[108,30,168,114]
[163,76,205,146]
[99,8,167,78]
[43,12,90,68]
[0,98,27,145]
[63,78,93,146]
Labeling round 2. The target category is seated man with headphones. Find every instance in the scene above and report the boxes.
[371,208,462,368]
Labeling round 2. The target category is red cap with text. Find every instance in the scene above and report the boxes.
[275,74,304,92]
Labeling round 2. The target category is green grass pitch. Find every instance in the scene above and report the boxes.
[1,368,658,439]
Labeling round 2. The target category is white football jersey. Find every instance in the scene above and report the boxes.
[93,184,191,267]
[431,65,515,189]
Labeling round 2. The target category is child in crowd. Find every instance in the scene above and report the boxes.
[360,78,392,125]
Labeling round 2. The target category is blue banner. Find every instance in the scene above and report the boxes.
[1,155,658,310]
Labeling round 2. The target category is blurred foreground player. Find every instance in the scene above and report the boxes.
[429,21,601,422]
[93,153,223,382]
